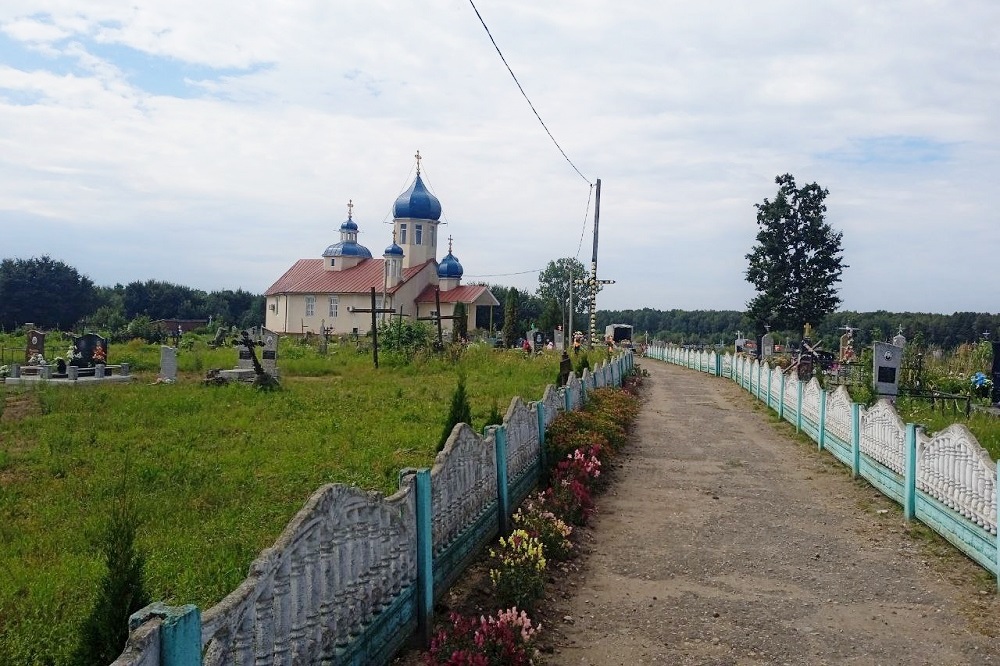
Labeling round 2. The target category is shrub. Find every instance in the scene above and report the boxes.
[71,494,150,666]
[488,530,546,612]
[542,477,595,527]
[425,608,540,666]
[439,373,473,452]
[512,497,574,562]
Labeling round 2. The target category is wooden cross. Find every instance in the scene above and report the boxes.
[417,287,464,349]
[347,287,396,368]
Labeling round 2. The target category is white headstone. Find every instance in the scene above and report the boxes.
[873,342,904,398]
[160,346,177,381]
[261,328,278,376]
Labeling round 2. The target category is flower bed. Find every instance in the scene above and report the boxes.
[419,370,644,665]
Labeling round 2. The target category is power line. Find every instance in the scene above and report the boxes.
[575,183,594,260]
[467,0,591,185]
[465,268,545,278]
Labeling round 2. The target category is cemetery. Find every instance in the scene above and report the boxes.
[0,325,623,666]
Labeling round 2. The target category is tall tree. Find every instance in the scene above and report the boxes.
[0,256,98,330]
[536,258,591,329]
[501,290,518,348]
[745,174,846,337]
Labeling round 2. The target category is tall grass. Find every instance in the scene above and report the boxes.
[0,339,561,666]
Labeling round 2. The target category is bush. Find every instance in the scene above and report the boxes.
[425,609,540,666]
[488,530,546,612]
[71,495,150,666]
[512,497,574,562]
[439,373,473,452]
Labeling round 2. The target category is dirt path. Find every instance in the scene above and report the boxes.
[544,360,998,665]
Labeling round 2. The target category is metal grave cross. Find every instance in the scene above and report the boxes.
[417,287,464,349]
[346,287,397,368]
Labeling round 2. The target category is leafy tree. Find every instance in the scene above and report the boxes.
[438,373,472,452]
[745,174,846,338]
[536,258,591,330]
[0,256,98,330]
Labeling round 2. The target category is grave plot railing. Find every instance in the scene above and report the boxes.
[114,352,633,666]
[649,345,999,588]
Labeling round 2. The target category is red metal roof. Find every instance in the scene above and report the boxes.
[415,284,498,306]
[265,259,432,296]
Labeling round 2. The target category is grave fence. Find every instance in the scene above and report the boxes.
[111,351,634,666]
[645,343,998,588]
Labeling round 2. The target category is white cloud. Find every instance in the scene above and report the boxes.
[0,0,998,314]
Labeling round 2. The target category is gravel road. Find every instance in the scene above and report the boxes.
[543,359,998,665]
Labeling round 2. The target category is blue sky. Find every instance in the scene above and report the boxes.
[1,1,997,315]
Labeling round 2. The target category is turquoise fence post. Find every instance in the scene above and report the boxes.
[563,386,571,411]
[715,354,721,377]
[128,603,201,666]
[818,390,827,451]
[494,425,510,533]
[766,365,772,410]
[996,464,999,590]
[778,372,785,421]
[755,363,761,401]
[903,424,917,521]
[796,380,803,432]
[415,469,434,646]
[851,403,861,479]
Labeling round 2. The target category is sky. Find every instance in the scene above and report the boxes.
[1,1,997,315]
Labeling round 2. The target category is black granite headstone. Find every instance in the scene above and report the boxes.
[72,333,108,368]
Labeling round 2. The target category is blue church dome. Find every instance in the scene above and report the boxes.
[437,252,463,279]
[340,218,359,232]
[393,174,442,221]
[384,241,404,257]
[323,242,372,258]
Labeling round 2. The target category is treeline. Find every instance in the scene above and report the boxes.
[598,307,1000,350]
[0,256,264,339]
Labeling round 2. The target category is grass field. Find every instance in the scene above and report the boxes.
[0,337,598,666]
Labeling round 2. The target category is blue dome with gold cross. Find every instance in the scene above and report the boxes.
[393,153,442,220]
[322,200,372,258]
[437,236,463,278]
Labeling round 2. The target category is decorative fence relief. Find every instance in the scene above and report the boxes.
[645,343,998,587]
[111,352,634,666]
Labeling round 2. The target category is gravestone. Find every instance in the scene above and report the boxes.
[261,329,278,376]
[839,332,853,362]
[237,328,255,370]
[553,330,564,351]
[73,333,108,368]
[873,341,904,398]
[25,329,45,363]
[761,332,774,358]
[160,346,178,381]
[892,327,906,349]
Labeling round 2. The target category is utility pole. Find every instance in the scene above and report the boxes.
[583,179,615,347]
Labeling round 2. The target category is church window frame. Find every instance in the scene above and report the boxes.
[415,224,423,245]
[329,296,339,318]
[399,224,407,244]
[305,295,316,317]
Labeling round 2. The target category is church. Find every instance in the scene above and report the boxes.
[264,155,499,337]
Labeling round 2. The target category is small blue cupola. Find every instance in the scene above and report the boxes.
[437,235,464,291]
[383,230,404,287]
[323,200,373,271]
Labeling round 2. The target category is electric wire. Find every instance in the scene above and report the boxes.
[574,183,594,260]
[467,0,591,186]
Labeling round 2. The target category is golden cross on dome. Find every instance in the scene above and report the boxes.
[448,235,453,254]
[414,150,422,174]
[392,228,397,244]
[347,199,354,219]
